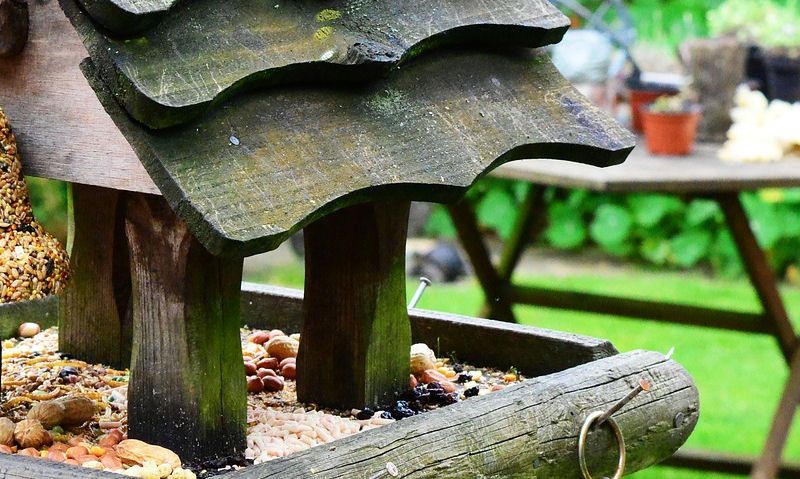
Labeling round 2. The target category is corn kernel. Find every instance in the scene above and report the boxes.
[90,446,106,457]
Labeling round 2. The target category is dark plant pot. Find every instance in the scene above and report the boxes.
[641,108,701,156]
[629,88,677,133]
[746,45,769,97]
[764,53,800,102]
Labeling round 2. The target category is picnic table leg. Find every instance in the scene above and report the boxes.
[715,193,798,360]
[751,349,800,479]
[59,183,132,369]
[447,199,516,322]
[124,192,247,461]
[493,185,548,309]
[714,192,799,478]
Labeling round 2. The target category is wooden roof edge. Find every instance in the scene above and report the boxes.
[61,0,571,129]
[74,0,174,36]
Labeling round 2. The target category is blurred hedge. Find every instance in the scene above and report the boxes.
[27,178,68,244]
[425,179,800,281]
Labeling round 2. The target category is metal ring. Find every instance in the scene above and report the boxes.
[578,411,626,479]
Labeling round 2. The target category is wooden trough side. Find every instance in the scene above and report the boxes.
[240,283,618,376]
[0,283,616,376]
[0,350,698,478]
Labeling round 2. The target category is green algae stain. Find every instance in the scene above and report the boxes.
[315,8,342,22]
[123,37,149,47]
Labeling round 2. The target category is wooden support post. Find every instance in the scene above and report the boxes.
[59,183,132,368]
[125,193,246,461]
[0,0,28,58]
[297,201,411,410]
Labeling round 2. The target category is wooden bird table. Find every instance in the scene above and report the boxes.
[449,141,800,478]
[0,0,698,476]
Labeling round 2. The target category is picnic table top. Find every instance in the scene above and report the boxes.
[492,141,800,193]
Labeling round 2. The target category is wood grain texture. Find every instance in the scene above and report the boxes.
[81,51,634,257]
[63,0,569,128]
[492,141,800,193]
[125,193,246,461]
[59,184,132,369]
[298,202,411,409]
[0,0,157,193]
[0,351,698,479]
[0,0,28,57]
[75,0,176,36]
[230,350,698,478]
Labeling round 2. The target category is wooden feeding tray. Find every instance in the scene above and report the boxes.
[0,284,699,478]
[0,0,698,477]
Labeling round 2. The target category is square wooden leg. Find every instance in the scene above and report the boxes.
[297,201,412,410]
[59,183,131,368]
[124,193,246,461]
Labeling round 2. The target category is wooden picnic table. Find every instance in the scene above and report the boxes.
[449,141,800,479]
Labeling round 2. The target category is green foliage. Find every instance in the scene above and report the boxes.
[425,180,800,279]
[563,0,798,53]
[590,203,633,247]
[544,202,586,249]
[26,178,68,244]
[708,0,800,49]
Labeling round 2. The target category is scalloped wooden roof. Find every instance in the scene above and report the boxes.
[83,50,633,256]
[63,0,635,257]
[62,0,570,128]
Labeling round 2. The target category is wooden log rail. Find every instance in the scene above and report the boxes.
[0,350,699,478]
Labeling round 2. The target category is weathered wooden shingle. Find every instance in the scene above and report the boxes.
[62,0,570,128]
[75,0,175,36]
[82,50,634,257]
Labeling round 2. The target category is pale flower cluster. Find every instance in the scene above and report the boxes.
[719,85,800,163]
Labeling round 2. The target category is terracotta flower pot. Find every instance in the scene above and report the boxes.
[641,108,701,156]
[629,88,677,133]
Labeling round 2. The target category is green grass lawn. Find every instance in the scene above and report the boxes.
[245,262,800,478]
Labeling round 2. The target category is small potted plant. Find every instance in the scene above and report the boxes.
[641,92,702,156]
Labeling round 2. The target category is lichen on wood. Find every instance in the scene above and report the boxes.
[61,0,569,127]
